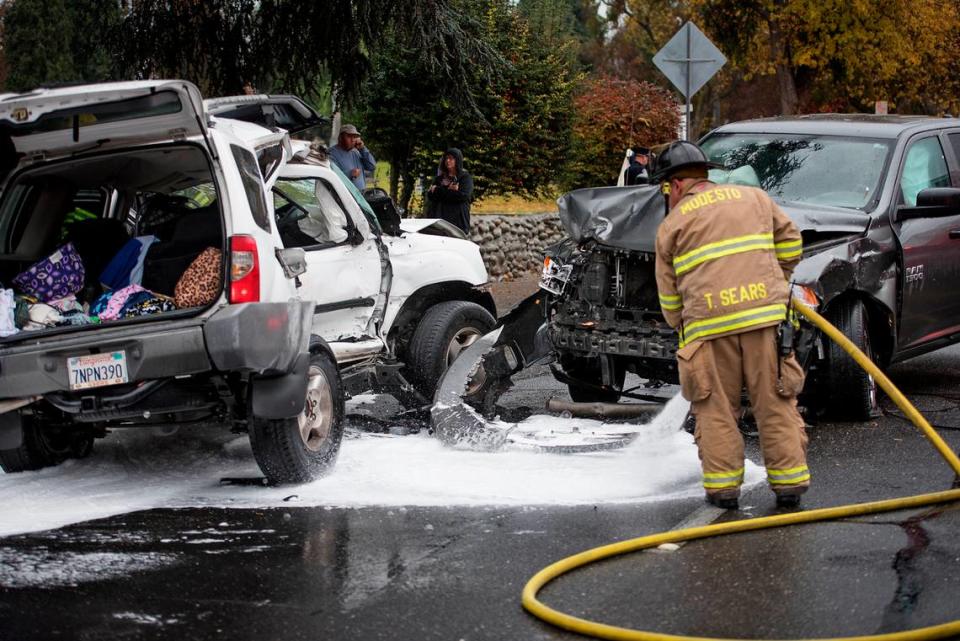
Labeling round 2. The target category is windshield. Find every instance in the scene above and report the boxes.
[700,133,893,211]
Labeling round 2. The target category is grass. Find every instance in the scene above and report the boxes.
[472,193,559,214]
[368,162,559,215]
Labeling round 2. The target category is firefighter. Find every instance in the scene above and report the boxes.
[652,141,809,510]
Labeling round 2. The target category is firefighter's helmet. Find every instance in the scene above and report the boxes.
[650,140,721,182]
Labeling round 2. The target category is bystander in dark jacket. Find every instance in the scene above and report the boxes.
[623,146,651,186]
[426,148,473,234]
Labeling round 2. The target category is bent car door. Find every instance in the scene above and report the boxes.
[273,169,383,341]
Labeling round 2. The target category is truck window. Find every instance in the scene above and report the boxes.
[900,137,950,206]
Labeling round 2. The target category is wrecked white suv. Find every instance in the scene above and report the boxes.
[206,96,496,409]
[0,84,494,485]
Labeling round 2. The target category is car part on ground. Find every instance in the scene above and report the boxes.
[405,300,496,400]
[543,398,661,419]
[428,326,649,454]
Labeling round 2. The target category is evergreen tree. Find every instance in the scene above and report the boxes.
[3,0,76,91]
[3,0,124,92]
[357,0,579,211]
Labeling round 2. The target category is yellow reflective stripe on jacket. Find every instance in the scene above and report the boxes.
[659,293,682,311]
[679,303,787,347]
[673,233,774,275]
[767,465,811,485]
[703,467,745,489]
[774,238,802,260]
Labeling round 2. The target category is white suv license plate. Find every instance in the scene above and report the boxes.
[67,351,129,391]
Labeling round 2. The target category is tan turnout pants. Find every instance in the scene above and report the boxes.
[676,325,810,497]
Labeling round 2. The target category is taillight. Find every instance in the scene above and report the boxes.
[229,235,260,303]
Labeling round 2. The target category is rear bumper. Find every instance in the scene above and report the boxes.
[0,301,314,399]
[204,301,313,374]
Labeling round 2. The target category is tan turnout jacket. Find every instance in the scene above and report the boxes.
[654,179,802,347]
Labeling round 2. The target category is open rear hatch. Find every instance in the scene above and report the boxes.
[0,82,225,346]
[0,81,209,181]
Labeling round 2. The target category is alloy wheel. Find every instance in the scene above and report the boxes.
[298,365,333,452]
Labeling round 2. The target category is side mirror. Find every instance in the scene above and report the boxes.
[275,247,307,279]
[897,187,960,221]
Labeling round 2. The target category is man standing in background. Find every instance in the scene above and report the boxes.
[329,124,376,190]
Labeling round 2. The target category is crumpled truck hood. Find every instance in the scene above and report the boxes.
[555,186,869,253]
[777,201,870,235]
[556,185,664,252]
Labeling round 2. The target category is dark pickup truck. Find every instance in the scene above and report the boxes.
[536,115,960,420]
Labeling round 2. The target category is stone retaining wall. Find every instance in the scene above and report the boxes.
[469,213,566,280]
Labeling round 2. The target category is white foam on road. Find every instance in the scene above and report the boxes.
[0,394,764,537]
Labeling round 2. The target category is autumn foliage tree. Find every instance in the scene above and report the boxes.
[697,0,960,115]
[562,77,679,190]
[595,0,960,124]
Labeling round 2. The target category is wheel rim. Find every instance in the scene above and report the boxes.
[299,365,333,452]
[446,326,487,394]
[445,326,484,367]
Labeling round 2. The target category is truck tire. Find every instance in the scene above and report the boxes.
[561,356,626,404]
[823,297,880,420]
[406,301,496,401]
[0,413,93,473]
[249,350,344,485]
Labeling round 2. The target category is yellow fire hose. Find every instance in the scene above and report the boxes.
[522,300,960,641]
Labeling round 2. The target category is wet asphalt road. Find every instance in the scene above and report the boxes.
[3,347,960,641]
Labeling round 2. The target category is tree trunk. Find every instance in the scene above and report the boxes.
[775,63,799,115]
[768,20,799,115]
[389,157,401,203]
[399,167,416,216]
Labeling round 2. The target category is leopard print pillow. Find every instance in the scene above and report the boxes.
[174,247,222,308]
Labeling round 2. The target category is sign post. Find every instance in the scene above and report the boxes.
[653,22,726,140]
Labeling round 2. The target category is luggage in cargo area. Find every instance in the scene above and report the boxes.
[0,145,225,341]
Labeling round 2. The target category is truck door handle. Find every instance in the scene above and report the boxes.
[950,230,960,239]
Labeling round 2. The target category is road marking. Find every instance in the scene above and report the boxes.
[648,503,725,553]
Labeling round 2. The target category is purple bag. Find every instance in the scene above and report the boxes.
[13,243,86,303]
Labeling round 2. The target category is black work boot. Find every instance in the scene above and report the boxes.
[706,490,739,510]
[774,489,805,509]
[775,494,801,509]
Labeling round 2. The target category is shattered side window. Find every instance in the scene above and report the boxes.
[231,144,271,232]
[274,177,349,247]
